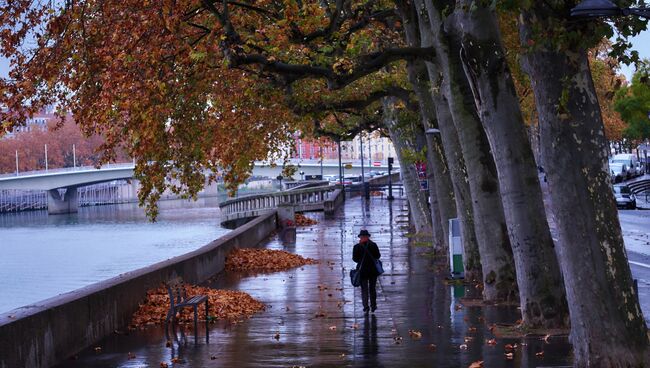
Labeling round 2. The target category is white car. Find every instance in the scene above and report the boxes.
[610,162,627,183]
[610,154,641,179]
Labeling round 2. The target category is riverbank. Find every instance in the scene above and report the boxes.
[0,205,277,368]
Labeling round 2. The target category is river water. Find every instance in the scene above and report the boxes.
[0,197,229,314]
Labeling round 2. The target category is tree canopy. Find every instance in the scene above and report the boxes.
[615,61,650,141]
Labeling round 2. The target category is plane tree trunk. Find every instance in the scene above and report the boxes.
[452,2,568,328]
[408,0,516,299]
[519,4,648,364]
[382,98,433,235]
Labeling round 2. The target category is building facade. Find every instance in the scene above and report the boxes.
[1,106,55,139]
[292,132,397,163]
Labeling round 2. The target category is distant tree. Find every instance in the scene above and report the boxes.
[0,119,118,173]
[615,62,650,141]
[590,41,628,142]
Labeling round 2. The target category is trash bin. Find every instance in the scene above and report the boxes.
[448,218,464,279]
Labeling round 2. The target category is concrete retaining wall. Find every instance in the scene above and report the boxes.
[324,189,344,216]
[0,211,277,368]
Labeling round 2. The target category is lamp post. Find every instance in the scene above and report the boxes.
[320,143,323,178]
[571,0,650,19]
[337,137,345,201]
[359,133,369,199]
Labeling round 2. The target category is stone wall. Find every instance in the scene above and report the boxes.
[0,211,277,368]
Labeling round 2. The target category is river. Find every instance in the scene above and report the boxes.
[0,197,229,314]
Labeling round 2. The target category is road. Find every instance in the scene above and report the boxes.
[620,209,650,322]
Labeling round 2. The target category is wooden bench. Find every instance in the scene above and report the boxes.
[165,277,209,335]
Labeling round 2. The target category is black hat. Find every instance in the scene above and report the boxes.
[358,229,371,237]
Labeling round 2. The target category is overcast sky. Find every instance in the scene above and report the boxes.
[1,31,650,81]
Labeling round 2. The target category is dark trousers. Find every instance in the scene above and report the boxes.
[360,275,378,310]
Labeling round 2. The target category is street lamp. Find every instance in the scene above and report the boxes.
[571,0,650,19]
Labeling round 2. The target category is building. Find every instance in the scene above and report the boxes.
[340,132,397,162]
[292,132,397,163]
[1,106,55,139]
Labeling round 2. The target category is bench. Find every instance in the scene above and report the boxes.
[165,277,209,337]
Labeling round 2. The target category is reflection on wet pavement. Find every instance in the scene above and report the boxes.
[57,196,573,368]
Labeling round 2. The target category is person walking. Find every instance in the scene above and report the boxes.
[353,229,381,313]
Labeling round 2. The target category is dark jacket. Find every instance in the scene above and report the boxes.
[353,240,381,278]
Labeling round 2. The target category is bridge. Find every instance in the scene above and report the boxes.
[0,164,135,214]
[0,160,401,215]
[218,172,401,228]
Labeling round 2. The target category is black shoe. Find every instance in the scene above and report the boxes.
[371,307,377,313]
[363,307,370,314]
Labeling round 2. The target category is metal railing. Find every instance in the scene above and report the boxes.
[0,162,135,179]
[219,185,338,219]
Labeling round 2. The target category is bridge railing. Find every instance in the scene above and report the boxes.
[0,162,135,179]
[219,185,337,218]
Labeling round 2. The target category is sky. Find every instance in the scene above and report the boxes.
[619,31,650,80]
[1,29,650,81]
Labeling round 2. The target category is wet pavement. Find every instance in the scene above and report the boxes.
[57,196,573,368]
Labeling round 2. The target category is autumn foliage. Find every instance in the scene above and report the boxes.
[0,119,128,174]
[294,213,318,226]
[129,285,265,328]
[225,248,317,272]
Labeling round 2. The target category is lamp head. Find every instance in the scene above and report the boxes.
[571,0,622,18]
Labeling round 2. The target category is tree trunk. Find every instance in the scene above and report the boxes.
[413,0,516,300]
[416,108,453,253]
[520,7,648,365]
[395,1,482,279]
[405,61,462,257]
[424,125,456,256]
[452,3,568,329]
[383,98,433,235]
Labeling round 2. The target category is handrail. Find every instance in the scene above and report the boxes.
[0,163,135,179]
[219,185,334,208]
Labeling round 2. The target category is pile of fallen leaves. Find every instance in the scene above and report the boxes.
[129,285,265,328]
[294,213,318,226]
[370,191,384,196]
[225,248,318,272]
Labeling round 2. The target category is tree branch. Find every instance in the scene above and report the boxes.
[231,46,435,89]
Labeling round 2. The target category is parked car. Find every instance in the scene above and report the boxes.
[610,154,641,179]
[613,184,636,209]
[345,175,363,184]
[610,162,628,183]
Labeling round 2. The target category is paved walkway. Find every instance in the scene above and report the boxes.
[58,196,573,368]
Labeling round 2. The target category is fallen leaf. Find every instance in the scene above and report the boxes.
[160,363,169,368]
[468,361,483,368]
[225,248,317,273]
[459,344,468,350]
[486,339,497,346]
[329,325,337,331]
[408,330,422,339]
[94,347,101,353]
[129,285,265,328]
[536,351,544,357]
[294,214,318,226]
[505,352,514,360]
